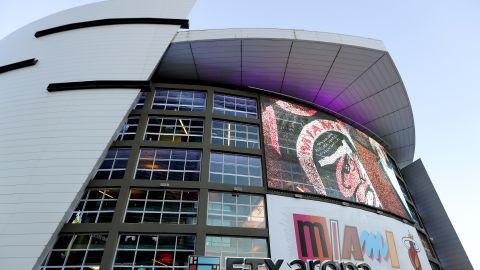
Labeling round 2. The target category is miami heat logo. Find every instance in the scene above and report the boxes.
[402,233,422,270]
[296,119,381,207]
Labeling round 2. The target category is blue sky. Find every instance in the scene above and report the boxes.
[1,0,479,268]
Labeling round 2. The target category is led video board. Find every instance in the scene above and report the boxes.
[261,97,411,219]
[267,194,431,270]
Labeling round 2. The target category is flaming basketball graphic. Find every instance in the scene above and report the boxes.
[402,232,422,270]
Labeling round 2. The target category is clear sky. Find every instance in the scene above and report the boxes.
[1,0,479,268]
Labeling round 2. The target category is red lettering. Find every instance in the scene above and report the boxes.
[337,120,347,130]
[302,137,312,147]
[306,129,315,139]
[321,121,335,130]
[312,124,322,135]
[299,136,312,155]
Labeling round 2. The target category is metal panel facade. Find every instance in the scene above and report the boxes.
[0,1,195,268]
[402,160,474,270]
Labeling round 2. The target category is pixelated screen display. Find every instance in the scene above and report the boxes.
[261,96,412,219]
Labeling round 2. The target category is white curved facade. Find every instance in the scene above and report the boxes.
[0,1,195,268]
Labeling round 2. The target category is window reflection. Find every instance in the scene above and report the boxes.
[144,117,204,143]
[116,115,139,141]
[207,192,265,228]
[135,92,148,110]
[211,121,259,149]
[135,149,201,181]
[68,188,119,224]
[93,148,130,180]
[210,152,263,187]
[114,234,195,269]
[213,93,257,119]
[125,189,198,224]
[153,89,206,111]
[205,236,268,270]
[40,234,107,269]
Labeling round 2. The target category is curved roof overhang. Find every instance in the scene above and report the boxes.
[153,28,415,167]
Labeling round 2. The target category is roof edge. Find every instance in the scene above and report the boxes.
[174,28,386,51]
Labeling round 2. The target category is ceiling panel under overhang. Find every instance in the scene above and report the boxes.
[153,29,415,167]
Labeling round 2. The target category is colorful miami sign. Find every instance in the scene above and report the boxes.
[293,214,422,269]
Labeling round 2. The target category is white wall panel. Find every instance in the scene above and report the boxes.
[0,0,195,269]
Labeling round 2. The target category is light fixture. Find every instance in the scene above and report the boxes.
[98,190,113,199]
[144,163,160,169]
[153,259,169,266]
[227,123,231,146]
[178,119,189,135]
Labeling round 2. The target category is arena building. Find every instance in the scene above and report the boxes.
[0,1,473,269]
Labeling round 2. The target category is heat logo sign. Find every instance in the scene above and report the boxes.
[293,214,422,269]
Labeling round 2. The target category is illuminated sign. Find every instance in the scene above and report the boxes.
[293,214,400,268]
[267,195,431,270]
[261,96,412,220]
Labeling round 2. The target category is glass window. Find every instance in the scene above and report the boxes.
[209,152,263,187]
[419,233,436,259]
[125,189,199,224]
[430,262,441,270]
[398,180,411,201]
[407,202,423,228]
[135,92,148,110]
[205,236,268,270]
[93,148,131,180]
[213,94,257,119]
[135,149,202,182]
[145,117,204,143]
[116,115,140,141]
[153,89,207,111]
[68,188,119,224]
[207,192,265,228]
[114,234,195,270]
[40,234,107,269]
[211,121,259,149]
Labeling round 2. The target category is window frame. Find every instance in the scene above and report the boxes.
[135,148,202,182]
[152,89,207,111]
[211,120,260,149]
[67,188,120,224]
[124,188,199,225]
[213,93,258,119]
[207,191,266,228]
[93,148,131,180]
[209,151,263,187]
[144,116,205,143]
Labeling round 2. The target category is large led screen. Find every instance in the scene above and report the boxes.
[267,194,431,270]
[261,97,411,219]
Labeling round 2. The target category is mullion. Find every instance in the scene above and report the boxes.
[53,85,270,269]
[81,235,93,267]
[213,93,258,119]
